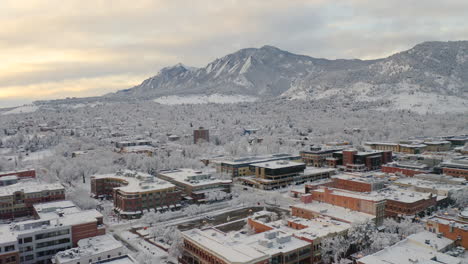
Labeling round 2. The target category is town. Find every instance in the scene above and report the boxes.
[0,106,466,264]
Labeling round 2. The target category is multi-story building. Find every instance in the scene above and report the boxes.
[157,169,232,202]
[365,142,427,154]
[376,187,438,217]
[53,235,127,264]
[381,162,432,177]
[0,176,19,187]
[358,231,462,264]
[0,181,65,219]
[425,208,468,249]
[181,227,312,264]
[307,187,386,225]
[247,216,350,264]
[0,200,105,264]
[392,177,466,197]
[291,200,376,224]
[0,169,36,180]
[239,161,335,190]
[299,147,344,167]
[91,171,182,218]
[0,232,19,264]
[332,149,392,172]
[423,141,452,152]
[212,153,302,177]
[439,158,468,179]
[330,173,386,192]
[193,127,209,144]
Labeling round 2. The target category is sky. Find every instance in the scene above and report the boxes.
[1,0,467,107]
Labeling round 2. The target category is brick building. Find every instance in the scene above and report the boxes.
[0,200,105,264]
[0,169,36,179]
[329,173,386,192]
[91,171,182,218]
[332,149,392,172]
[193,127,209,144]
[309,187,386,225]
[425,209,468,249]
[439,159,468,179]
[0,181,65,219]
[299,147,344,167]
[381,162,432,177]
[157,168,232,202]
[377,187,438,217]
[181,227,312,264]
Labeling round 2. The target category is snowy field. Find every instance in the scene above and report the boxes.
[154,94,257,105]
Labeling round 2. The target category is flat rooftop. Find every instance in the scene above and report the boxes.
[358,231,461,264]
[251,160,305,169]
[0,180,63,197]
[158,168,232,187]
[54,235,123,262]
[292,202,375,223]
[93,171,175,193]
[213,153,301,165]
[393,178,466,192]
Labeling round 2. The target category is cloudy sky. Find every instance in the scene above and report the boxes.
[1,0,467,107]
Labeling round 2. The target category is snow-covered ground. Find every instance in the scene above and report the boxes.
[1,105,38,115]
[22,149,53,162]
[389,92,468,114]
[154,94,257,105]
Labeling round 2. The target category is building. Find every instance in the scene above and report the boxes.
[157,169,232,203]
[212,153,302,177]
[446,136,468,147]
[414,173,467,185]
[376,187,438,218]
[91,171,182,218]
[357,231,462,264]
[118,145,157,156]
[392,177,466,197]
[0,176,19,187]
[425,208,468,249]
[181,227,312,264]
[0,181,65,219]
[439,158,468,180]
[365,142,427,154]
[381,162,432,177]
[193,127,209,144]
[330,173,386,192]
[0,169,36,179]
[291,201,376,224]
[238,161,335,190]
[0,200,105,264]
[299,147,344,167]
[115,140,152,149]
[247,215,350,263]
[0,230,19,264]
[332,149,392,172]
[53,235,127,264]
[307,187,386,225]
[423,141,452,152]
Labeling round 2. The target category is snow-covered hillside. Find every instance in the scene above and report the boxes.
[109,41,468,113]
[153,94,257,105]
[1,105,39,115]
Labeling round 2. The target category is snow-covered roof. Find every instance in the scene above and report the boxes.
[358,231,461,264]
[251,160,305,169]
[393,178,466,192]
[213,153,301,166]
[92,171,175,193]
[292,202,375,223]
[183,228,309,264]
[158,168,231,187]
[314,187,385,202]
[0,180,63,197]
[54,235,124,262]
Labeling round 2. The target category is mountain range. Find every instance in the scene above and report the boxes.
[108,41,468,113]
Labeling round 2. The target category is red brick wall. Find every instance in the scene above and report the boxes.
[0,252,19,264]
[381,166,424,177]
[71,222,105,246]
[385,196,436,217]
[342,150,356,165]
[428,220,468,249]
[332,178,372,192]
[247,218,273,233]
[310,188,377,215]
[0,169,35,179]
[442,168,468,179]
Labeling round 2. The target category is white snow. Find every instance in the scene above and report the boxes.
[239,56,252,74]
[154,94,257,105]
[2,105,38,115]
[388,92,468,114]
